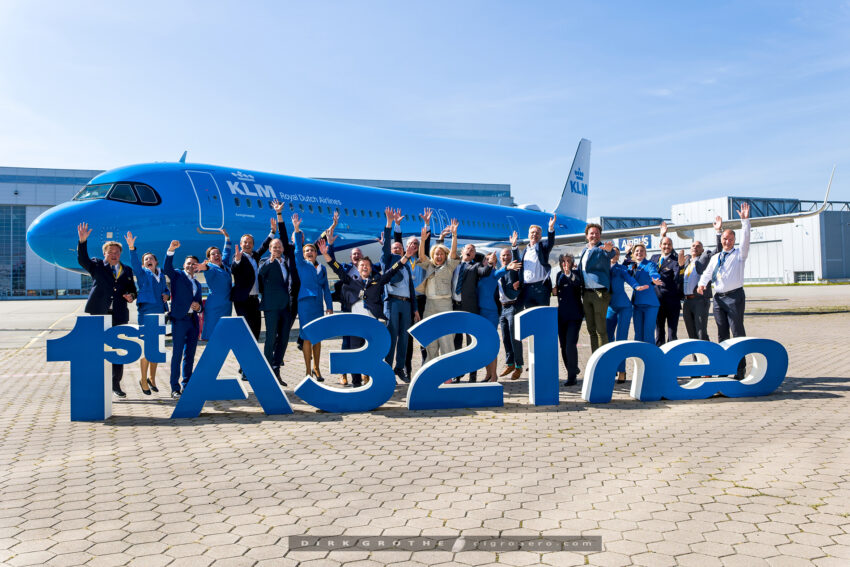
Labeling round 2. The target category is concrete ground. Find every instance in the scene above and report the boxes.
[0,285,848,567]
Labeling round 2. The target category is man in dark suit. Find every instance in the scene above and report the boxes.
[231,219,276,378]
[650,224,685,346]
[450,244,497,383]
[76,223,137,398]
[163,240,203,398]
[511,215,557,308]
[380,207,418,383]
[258,217,300,386]
[682,216,724,341]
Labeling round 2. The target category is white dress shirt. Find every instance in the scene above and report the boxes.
[522,245,548,284]
[698,219,750,294]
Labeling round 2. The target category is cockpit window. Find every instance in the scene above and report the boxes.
[73,183,112,201]
[134,184,159,204]
[72,181,162,206]
[109,183,137,203]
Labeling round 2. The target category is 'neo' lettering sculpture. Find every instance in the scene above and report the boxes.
[47,308,788,421]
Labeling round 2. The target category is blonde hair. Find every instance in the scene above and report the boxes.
[102,241,122,254]
[632,243,647,254]
[430,244,450,263]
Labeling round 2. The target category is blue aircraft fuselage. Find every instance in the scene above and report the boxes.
[27,162,584,274]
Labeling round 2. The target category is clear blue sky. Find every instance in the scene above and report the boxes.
[1,1,849,217]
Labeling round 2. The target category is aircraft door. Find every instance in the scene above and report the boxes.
[507,215,521,236]
[186,171,224,230]
[436,209,449,235]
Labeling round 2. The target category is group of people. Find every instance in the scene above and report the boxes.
[76,199,752,399]
[558,202,752,383]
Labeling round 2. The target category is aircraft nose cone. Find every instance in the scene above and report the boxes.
[26,213,55,264]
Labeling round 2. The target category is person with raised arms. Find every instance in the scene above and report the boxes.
[291,213,333,383]
[163,240,203,399]
[125,231,169,395]
[698,202,752,380]
[319,229,412,387]
[416,218,460,365]
[195,228,233,342]
[77,222,137,398]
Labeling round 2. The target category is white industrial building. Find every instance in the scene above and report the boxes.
[599,195,850,284]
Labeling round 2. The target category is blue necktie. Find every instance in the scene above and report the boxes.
[455,263,466,295]
[711,251,729,284]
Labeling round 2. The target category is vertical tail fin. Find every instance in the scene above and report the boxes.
[553,138,590,221]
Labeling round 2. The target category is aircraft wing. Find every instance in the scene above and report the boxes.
[543,168,835,247]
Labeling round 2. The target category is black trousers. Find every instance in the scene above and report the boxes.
[263,308,292,370]
[405,294,427,375]
[655,295,681,346]
[682,295,711,341]
[714,287,747,378]
[453,332,476,381]
[234,296,262,340]
[558,318,582,380]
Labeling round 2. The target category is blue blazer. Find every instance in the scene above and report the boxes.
[203,239,233,302]
[293,231,333,310]
[578,244,615,290]
[129,249,170,308]
[164,253,204,321]
[609,263,641,309]
[629,259,661,307]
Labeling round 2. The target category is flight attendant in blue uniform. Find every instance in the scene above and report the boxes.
[197,228,233,341]
[476,254,501,382]
[291,213,333,383]
[626,243,664,350]
[125,231,170,395]
[606,246,649,383]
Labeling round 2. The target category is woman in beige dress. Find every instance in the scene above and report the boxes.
[415,214,459,362]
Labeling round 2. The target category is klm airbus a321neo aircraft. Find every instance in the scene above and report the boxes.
[26,139,831,274]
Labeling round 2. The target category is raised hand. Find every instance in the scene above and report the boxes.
[393,209,404,225]
[317,239,329,256]
[233,244,242,263]
[384,206,394,222]
[659,221,668,237]
[272,199,285,213]
[624,243,633,256]
[220,227,229,239]
[77,222,92,242]
[450,218,459,236]
[124,231,136,250]
[168,240,180,252]
[270,217,278,233]
[196,260,209,271]
[510,231,518,247]
[487,251,498,265]
[507,260,522,271]
[603,240,614,252]
[439,226,451,239]
[678,250,686,266]
[325,227,337,245]
[423,208,432,226]
[739,201,750,220]
[331,209,340,227]
[291,213,301,231]
[713,215,723,232]
[406,240,417,257]
[548,214,557,233]
[421,225,429,240]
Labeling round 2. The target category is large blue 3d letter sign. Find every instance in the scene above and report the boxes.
[47,313,789,421]
[582,338,788,403]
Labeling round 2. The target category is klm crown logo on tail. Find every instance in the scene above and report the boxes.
[570,167,587,196]
[554,139,591,223]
